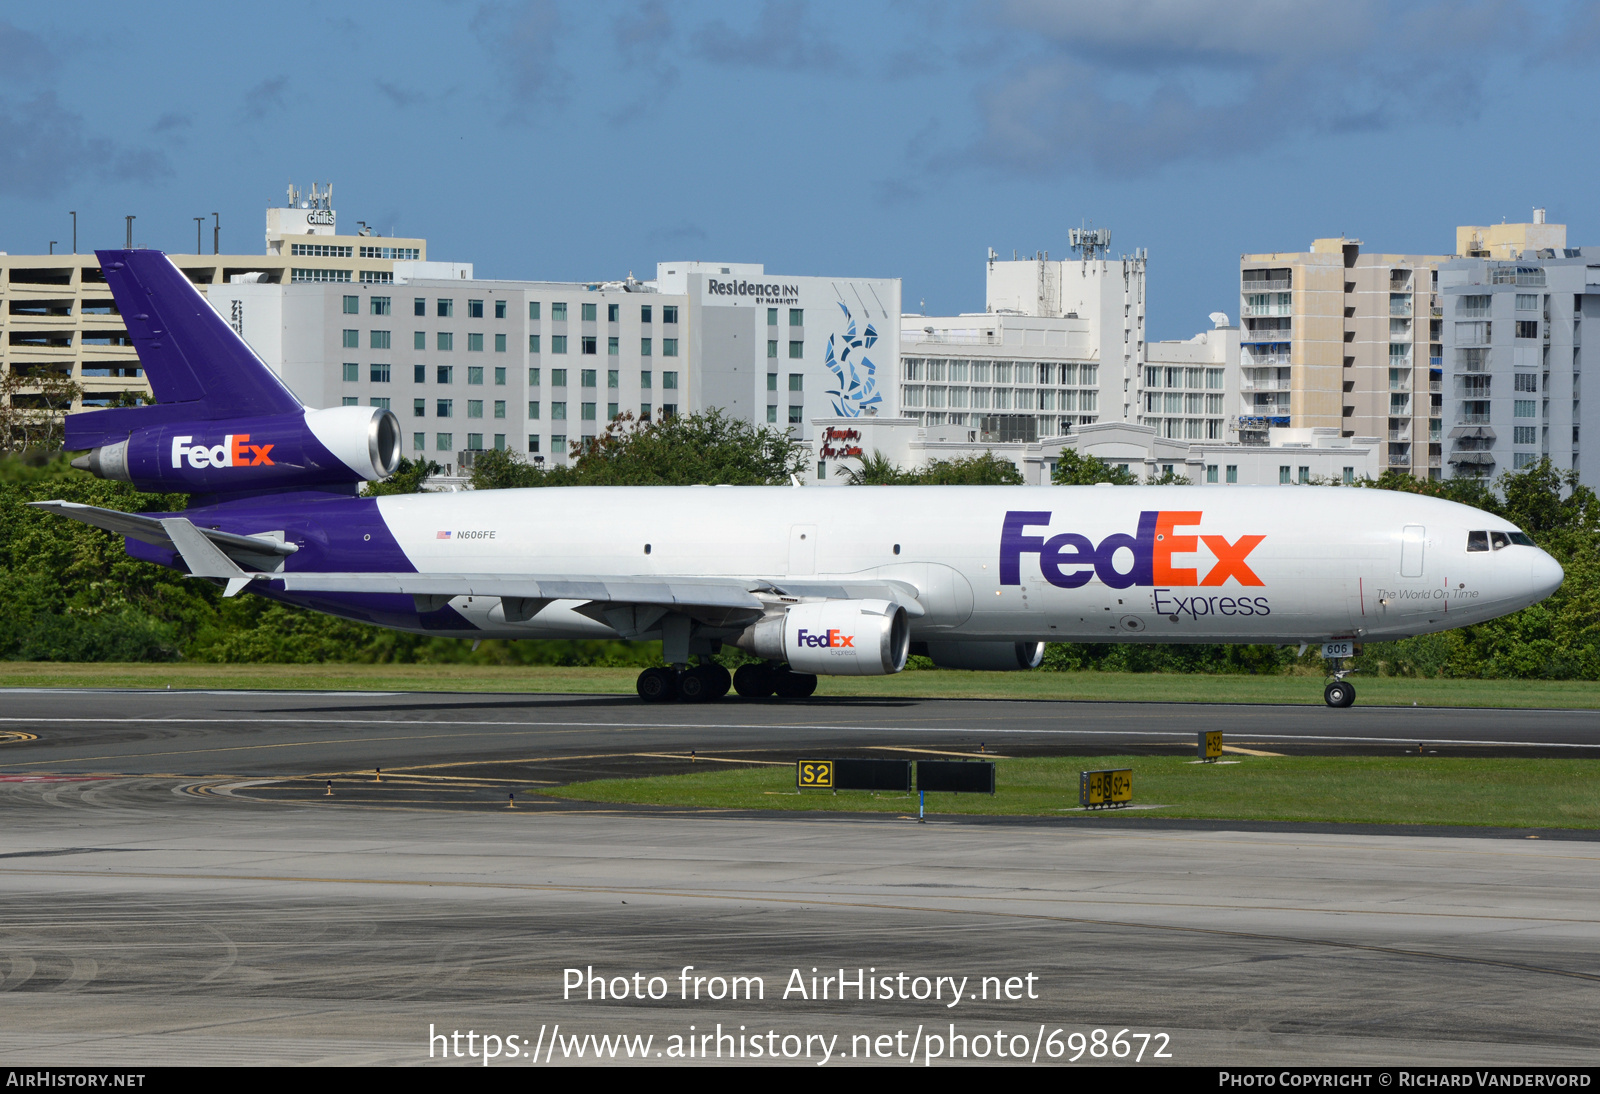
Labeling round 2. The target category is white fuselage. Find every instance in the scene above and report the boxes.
[370,485,1563,646]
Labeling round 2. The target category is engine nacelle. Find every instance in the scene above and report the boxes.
[916,640,1045,671]
[72,405,401,494]
[736,599,910,676]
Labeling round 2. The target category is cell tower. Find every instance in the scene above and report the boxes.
[1069,225,1112,261]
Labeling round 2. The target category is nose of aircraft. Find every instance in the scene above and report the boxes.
[1527,548,1565,603]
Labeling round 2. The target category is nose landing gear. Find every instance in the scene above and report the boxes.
[1323,657,1357,708]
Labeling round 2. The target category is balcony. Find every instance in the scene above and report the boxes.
[1240,378,1291,392]
[1429,381,1441,393]
[1457,413,1492,425]
[1390,303,1414,318]
[1241,350,1292,368]
[1387,452,1412,467]
[1241,304,1292,318]
[1389,429,1411,441]
[1241,327,1292,344]
[1241,277,1292,292]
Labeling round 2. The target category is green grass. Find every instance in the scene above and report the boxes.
[540,755,1600,829]
[0,661,1596,709]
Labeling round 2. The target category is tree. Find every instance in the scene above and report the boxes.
[836,449,1023,485]
[835,450,912,485]
[467,410,809,489]
[465,448,548,491]
[916,451,1024,484]
[0,369,83,454]
[1051,449,1138,485]
[363,456,443,496]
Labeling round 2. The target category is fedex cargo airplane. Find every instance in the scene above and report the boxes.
[35,251,1563,707]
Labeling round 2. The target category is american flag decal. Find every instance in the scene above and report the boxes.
[437,530,452,539]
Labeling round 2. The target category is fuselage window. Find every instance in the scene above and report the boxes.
[1509,532,1535,546]
[1490,531,1511,550]
[1467,531,1489,552]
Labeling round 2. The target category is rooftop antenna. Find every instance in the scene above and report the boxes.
[69,211,76,254]
[212,213,219,254]
[1069,222,1112,261]
[194,217,205,254]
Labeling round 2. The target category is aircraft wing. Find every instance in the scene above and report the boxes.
[267,571,926,625]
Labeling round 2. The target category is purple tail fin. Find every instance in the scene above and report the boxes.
[66,250,304,450]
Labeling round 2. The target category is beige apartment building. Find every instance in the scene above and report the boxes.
[1241,214,1571,480]
[1240,238,1450,478]
[0,184,432,415]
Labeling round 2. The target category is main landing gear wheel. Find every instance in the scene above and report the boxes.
[636,667,679,703]
[679,664,731,703]
[732,664,817,699]
[1324,681,1356,708]
[733,663,775,698]
[772,669,818,699]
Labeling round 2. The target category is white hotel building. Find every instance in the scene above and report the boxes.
[223,230,900,471]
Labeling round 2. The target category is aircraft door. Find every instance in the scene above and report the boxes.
[1401,525,1425,578]
[788,524,817,576]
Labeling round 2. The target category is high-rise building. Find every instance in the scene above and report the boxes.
[1437,211,1592,484]
[0,183,434,417]
[1240,238,1451,477]
[899,233,1148,444]
[228,259,899,472]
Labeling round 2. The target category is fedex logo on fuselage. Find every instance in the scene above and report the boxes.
[796,628,854,649]
[170,434,275,470]
[1001,510,1265,590]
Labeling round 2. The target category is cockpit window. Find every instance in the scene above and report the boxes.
[1490,531,1511,550]
[1467,531,1489,552]
[1509,532,1535,546]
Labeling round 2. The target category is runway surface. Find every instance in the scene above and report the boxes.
[1,689,1597,781]
[1,689,1597,1066]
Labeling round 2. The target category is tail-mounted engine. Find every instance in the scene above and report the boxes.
[72,405,401,494]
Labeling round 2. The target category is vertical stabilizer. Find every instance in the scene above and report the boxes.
[96,248,302,414]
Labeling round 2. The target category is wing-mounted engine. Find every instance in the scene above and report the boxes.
[915,640,1045,671]
[735,599,910,676]
[72,405,401,494]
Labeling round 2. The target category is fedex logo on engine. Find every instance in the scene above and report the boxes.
[170,434,275,469]
[1001,510,1264,589]
[796,628,855,649]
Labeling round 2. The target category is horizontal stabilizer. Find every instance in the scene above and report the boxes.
[28,501,297,568]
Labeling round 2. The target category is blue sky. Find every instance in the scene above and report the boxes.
[3,0,1599,340]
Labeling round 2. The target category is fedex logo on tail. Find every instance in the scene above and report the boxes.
[1001,510,1265,589]
[796,628,854,649]
[170,434,275,470]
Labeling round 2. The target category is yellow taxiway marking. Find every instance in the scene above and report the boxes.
[1221,745,1285,757]
[870,745,1009,759]
[632,752,789,766]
